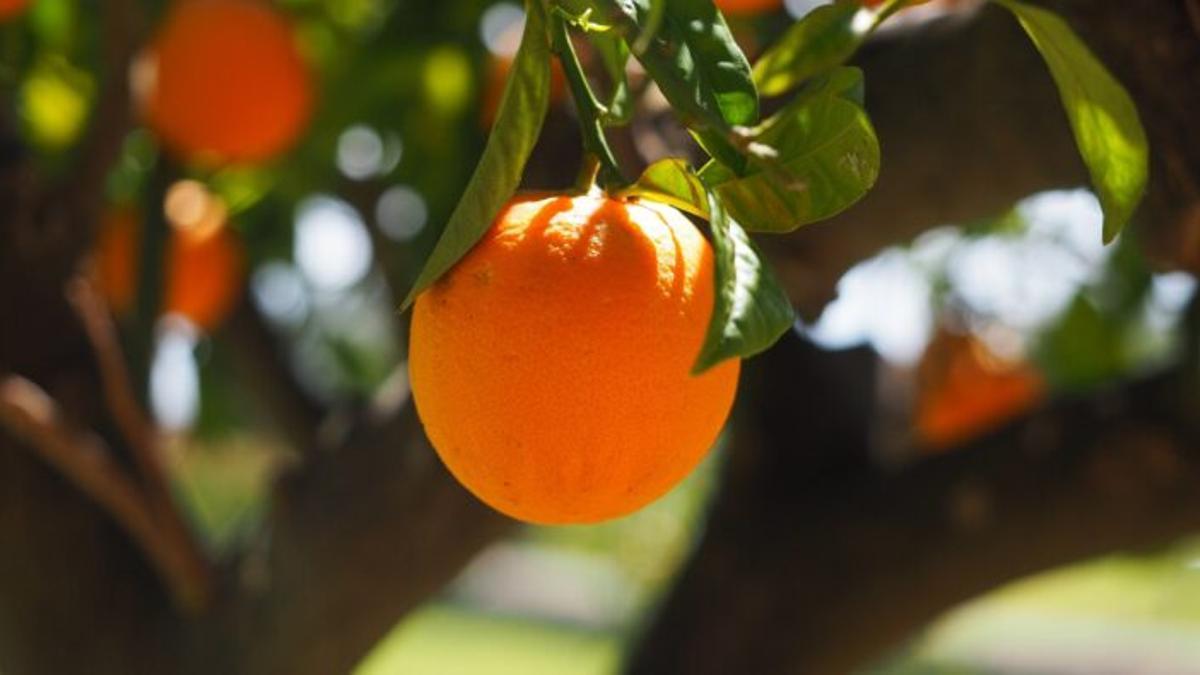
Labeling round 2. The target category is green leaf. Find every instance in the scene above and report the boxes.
[752,1,872,98]
[401,0,551,309]
[995,0,1148,243]
[701,68,880,232]
[620,158,710,218]
[693,191,795,373]
[667,0,758,126]
[600,0,756,160]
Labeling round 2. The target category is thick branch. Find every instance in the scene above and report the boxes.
[212,401,513,675]
[627,333,1200,675]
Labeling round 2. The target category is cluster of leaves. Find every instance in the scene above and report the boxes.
[402,0,1149,372]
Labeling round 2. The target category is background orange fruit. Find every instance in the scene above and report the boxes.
[0,0,28,21]
[95,207,245,331]
[142,0,313,164]
[409,194,740,524]
[914,329,1044,449]
[714,0,782,16]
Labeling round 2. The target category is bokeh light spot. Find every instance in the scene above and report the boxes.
[294,195,373,292]
[337,124,386,180]
[375,185,428,242]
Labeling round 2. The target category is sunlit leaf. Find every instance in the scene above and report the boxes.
[401,0,551,308]
[668,0,757,125]
[996,0,1148,243]
[753,1,872,98]
[621,158,709,218]
[701,68,879,232]
[693,191,795,373]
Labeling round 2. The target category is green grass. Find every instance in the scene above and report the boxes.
[876,541,1200,674]
[354,605,620,675]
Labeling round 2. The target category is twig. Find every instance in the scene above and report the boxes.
[550,11,626,190]
[66,276,213,610]
[70,0,141,232]
[0,375,208,610]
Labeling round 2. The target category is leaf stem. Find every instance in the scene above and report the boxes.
[129,159,174,402]
[550,9,625,191]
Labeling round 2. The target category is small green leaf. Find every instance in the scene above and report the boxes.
[620,158,710,218]
[995,0,1148,243]
[752,1,872,98]
[401,0,551,308]
[701,68,880,232]
[693,191,795,373]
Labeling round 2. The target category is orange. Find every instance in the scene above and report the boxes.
[95,207,244,331]
[914,329,1044,449]
[142,0,313,164]
[0,0,28,21]
[715,0,782,16]
[409,194,740,524]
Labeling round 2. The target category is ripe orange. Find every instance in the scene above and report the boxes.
[141,0,313,164]
[914,329,1044,449]
[715,0,782,16]
[409,194,740,524]
[0,0,28,21]
[95,206,244,331]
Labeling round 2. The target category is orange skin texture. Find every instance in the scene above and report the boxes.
[914,331,1044,450]
[715,0,782,16]
[144,0,313,164]
[0,0,28,21]
[96,209,245,331]
[409,194,741,524]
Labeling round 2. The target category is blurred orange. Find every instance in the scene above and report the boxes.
[914,328,1045,450]
[0,0,28,21]
[95,198,244,331]
[715,0,782,16]
[141,0,313,165]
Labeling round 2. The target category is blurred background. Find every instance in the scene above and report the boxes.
[3,0,1200,673]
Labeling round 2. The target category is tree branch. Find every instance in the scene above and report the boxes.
[66,276,213,610]
[215,400,513,675]
[0,375,209,610]
[627,333,1200,675]
[70,0,140,231]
